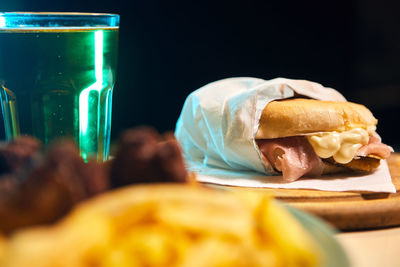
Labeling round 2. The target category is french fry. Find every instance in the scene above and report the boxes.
[0,184,320,267]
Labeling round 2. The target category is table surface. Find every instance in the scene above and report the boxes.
[336,227,400,267]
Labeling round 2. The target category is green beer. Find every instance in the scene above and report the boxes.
[0,26,118,162]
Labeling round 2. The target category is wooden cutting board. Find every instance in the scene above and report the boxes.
[208,154,400,231]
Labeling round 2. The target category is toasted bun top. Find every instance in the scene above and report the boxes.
[256,98,377,139]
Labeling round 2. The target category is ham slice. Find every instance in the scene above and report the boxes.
[356,132,394,159]
[256,137,324,182]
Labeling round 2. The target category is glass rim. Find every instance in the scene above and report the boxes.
[0,12,120,29]
[0,12,120,17]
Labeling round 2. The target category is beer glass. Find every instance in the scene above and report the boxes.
[0,12,119,162]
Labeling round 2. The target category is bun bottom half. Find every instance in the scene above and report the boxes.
[322,157,381,175]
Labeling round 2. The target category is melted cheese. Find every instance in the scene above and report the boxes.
[306,128,370,164]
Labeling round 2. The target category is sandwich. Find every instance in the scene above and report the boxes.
[255,98,393,182]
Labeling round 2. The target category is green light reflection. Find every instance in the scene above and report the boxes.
[79,30,104,161]
[0,16,5,27]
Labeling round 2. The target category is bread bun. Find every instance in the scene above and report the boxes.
[256,98,377,139]
[320,161,348,175]
[323,156,381,173]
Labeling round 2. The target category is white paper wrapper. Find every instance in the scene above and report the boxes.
[175,77,396,193]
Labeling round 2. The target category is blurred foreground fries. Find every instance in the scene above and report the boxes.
[0,184,320,267]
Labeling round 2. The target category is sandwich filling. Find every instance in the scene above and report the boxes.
[306,128,370,164]
[257,129,393,182]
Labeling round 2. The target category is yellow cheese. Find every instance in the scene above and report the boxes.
[306,128,370,164]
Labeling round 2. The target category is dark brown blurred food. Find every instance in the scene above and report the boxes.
[0,136,41,177]
[110,127,189,187]
[0,136,42,203]
[0,140,108,234]
[0,127,190,234]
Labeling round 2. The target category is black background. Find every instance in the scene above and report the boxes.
[2,0,400,149]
